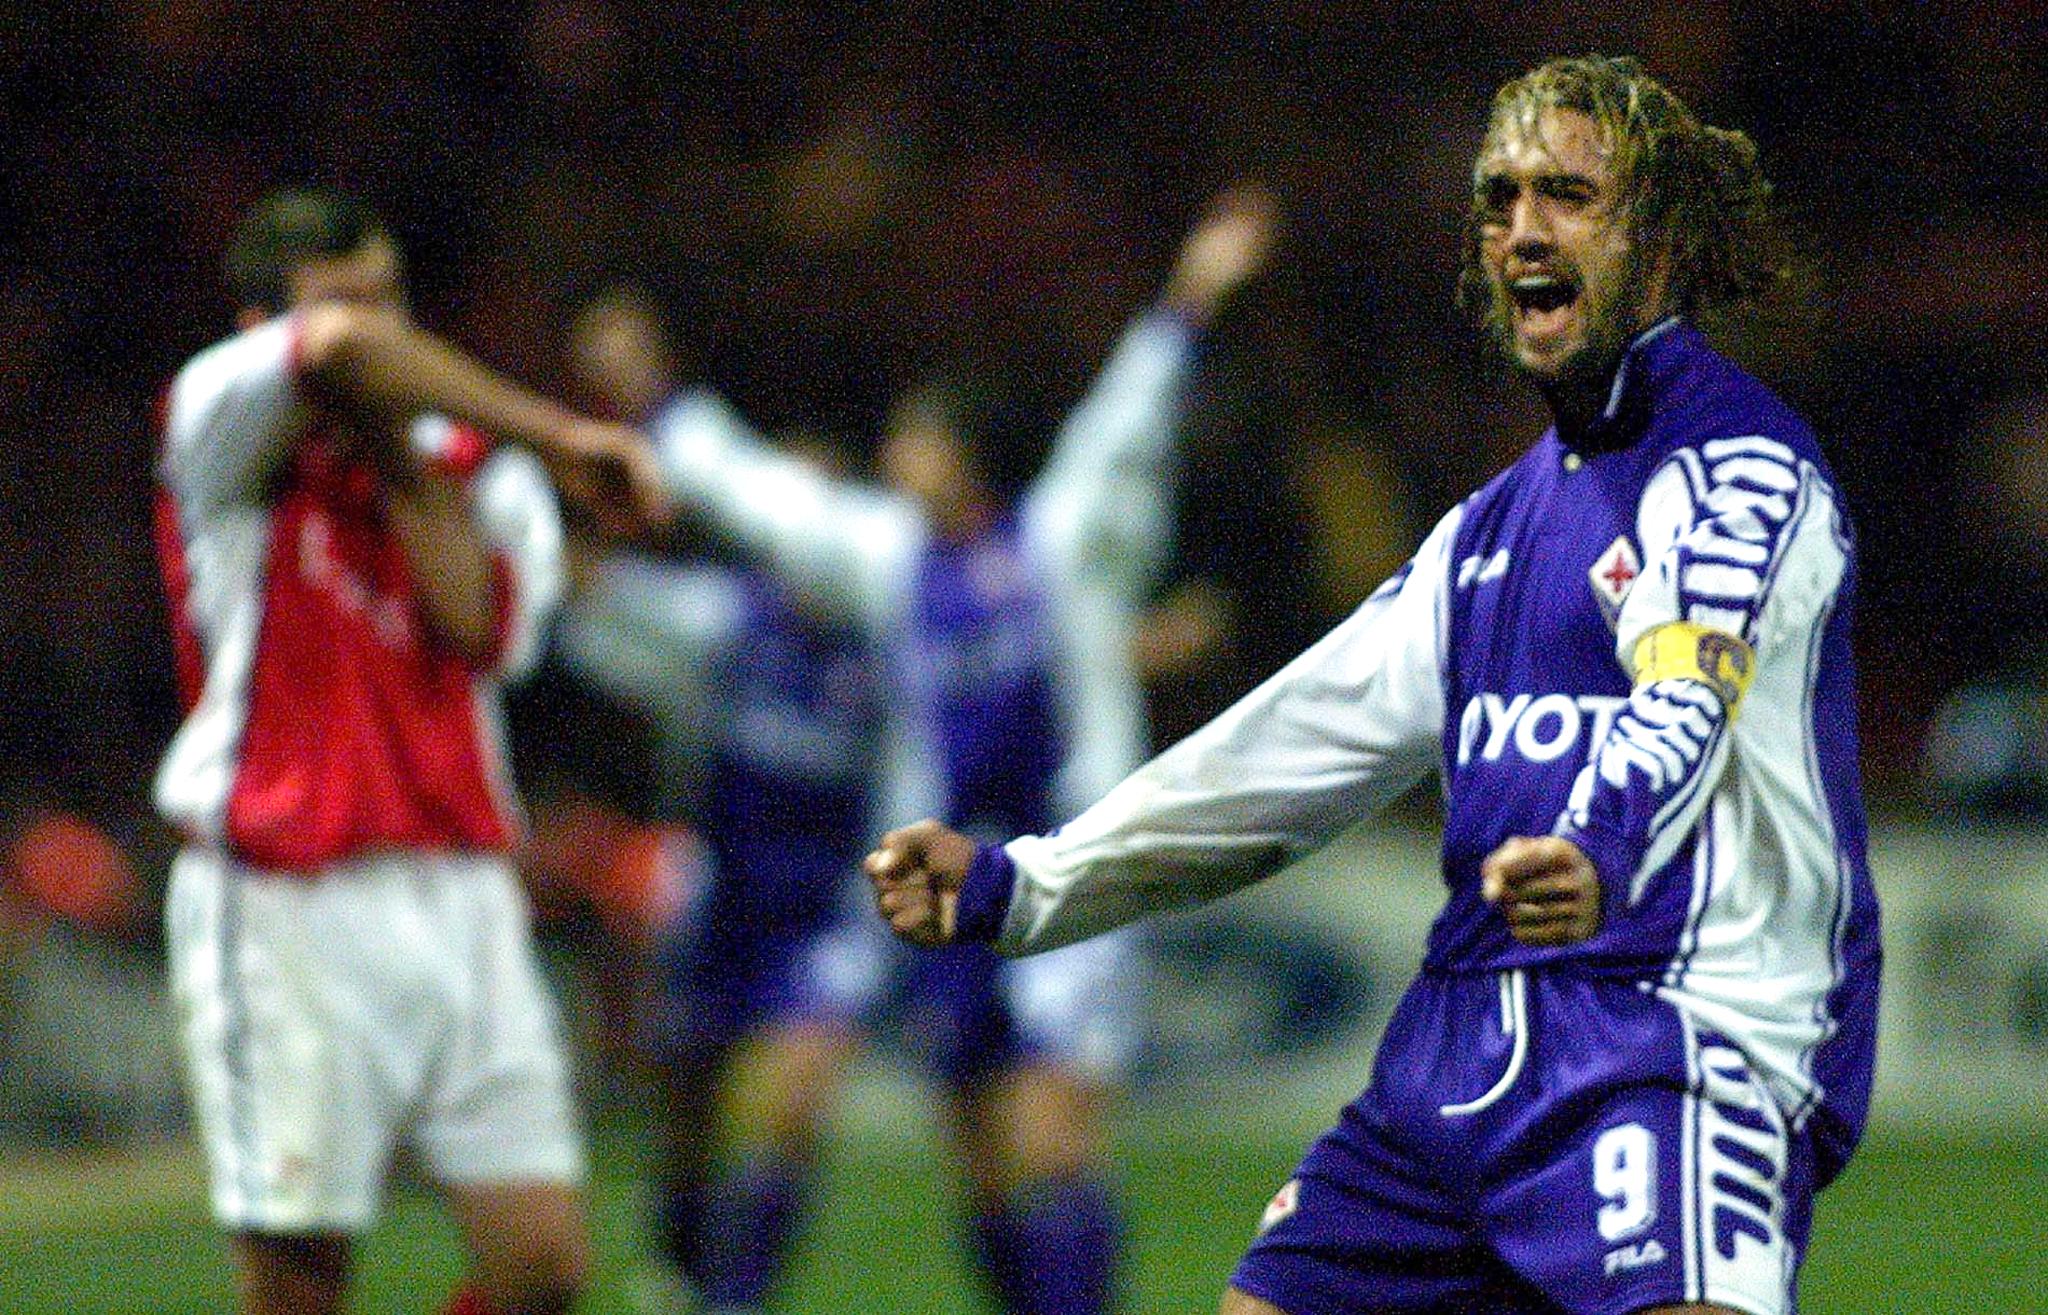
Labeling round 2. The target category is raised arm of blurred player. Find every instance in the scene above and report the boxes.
[1021,185,1279,809]
[869,501,1457,953]
[1026,186,1278,579]
[649,392,922,633]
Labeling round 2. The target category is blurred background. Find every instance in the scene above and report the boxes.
[1,2,2045,1312]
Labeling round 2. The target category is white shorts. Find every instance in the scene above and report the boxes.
[166,848,586,1234]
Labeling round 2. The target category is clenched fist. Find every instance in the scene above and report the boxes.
[1480,836,1603,947]
[864,819,977,948]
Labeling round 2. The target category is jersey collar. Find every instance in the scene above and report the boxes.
[1567,316,1690,455]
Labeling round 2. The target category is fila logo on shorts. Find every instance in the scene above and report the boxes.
[1227,977,1814,1315]
[1684,1035,1797,1308]
[1596,1023,1801,1313]
[1563,1027,1803,1314]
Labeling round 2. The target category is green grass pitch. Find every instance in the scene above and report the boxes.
[1,1108,2039,1313]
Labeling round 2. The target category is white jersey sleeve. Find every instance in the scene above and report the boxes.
[1022,309,1196,585]
[465,441,564,681]
[1019,310,1199,813]
[554,554,746,727]
[161,317,307,523]
[1558,436,1850,902]
[991,504,1461,955]
[652,389,922,631]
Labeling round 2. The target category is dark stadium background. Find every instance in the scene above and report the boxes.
[4,1,2043,818]
[1,4,2045,1313]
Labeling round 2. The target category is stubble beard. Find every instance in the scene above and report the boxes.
[1487,249,1656,409]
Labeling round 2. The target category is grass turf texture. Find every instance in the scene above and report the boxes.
[1,1111,2038,1314]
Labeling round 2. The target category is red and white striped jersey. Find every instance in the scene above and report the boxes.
[152,313,564,873]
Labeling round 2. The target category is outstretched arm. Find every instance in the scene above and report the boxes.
[869,502,1462,956]
[294,303,665,527]
[295,305,641,667]
[650,391,921,629]
[1029,186,1280,573]
[1029,188,1283,814]
[160,310,593,670]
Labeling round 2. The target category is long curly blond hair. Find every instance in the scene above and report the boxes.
[1457,55,1794,331]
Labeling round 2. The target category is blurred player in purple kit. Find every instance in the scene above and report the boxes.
[561,289,889,1315]
[153,189,659,1315]
[643,190,1277,1314]
[870,56,1877,1315]
[559,547,888,1315]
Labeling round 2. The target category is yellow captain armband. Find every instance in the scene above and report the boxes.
[1630,621,1757,714]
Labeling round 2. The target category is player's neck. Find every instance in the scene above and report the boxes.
[1543,375,1613,449]
[1543,315,1679,453]
[932,490,998,544]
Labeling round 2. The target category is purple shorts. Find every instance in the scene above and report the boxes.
[655,875,1143,1090]
[650,866,853,1061]
[1233,969,1814,1315]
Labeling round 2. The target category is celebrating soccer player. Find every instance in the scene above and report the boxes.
[153,188,658,1315]
[638,188,1277,1315]
[558,288,890,1315]
[869,55,1878,1315]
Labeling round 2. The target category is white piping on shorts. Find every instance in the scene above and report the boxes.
[1439,969,1528,1117]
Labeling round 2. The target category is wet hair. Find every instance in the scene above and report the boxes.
[225,188,390,315]
[1457,54,1793,328]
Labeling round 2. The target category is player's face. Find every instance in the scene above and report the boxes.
[1473,108,1664,389]
[881,405,975,523]
[569,300,673,422]
[286,236,406,313]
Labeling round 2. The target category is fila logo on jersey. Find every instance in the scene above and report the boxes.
[1590,536,1641,617]
[1258,1178,1300,1234]
[1457,549,1511,589]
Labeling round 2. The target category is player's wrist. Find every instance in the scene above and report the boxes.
[1157,271,1222,329]
[1147,296,1209,344]
[952,842,1017,943]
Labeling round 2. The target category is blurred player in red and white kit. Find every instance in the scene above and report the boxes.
[152,188,662,1315]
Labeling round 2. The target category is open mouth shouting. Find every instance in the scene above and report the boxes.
[1507,271,1581,348]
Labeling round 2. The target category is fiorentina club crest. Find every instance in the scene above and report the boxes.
[1258,1178,1301,1234]
[1589,535,1641,622]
